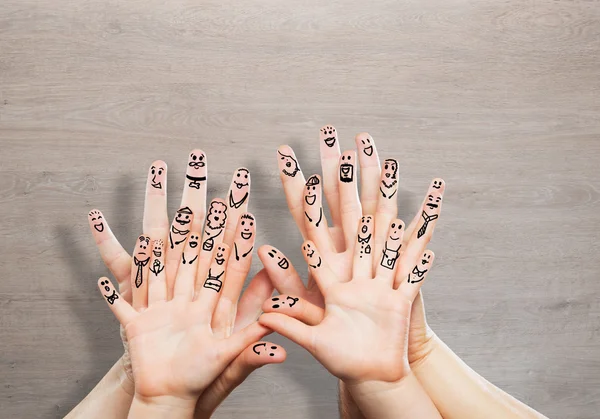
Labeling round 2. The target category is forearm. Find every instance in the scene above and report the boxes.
[338,380,366,419]
[412,335,548,419]
[346,372,441,419]
[65,357,134,419]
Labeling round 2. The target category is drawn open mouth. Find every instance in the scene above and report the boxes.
[189,241,198,248]
[305,194,316,205]
[152,181,162,189]
[421,259,428,265]
[426,203,439,209]
[93,223,104,232]
[278,258,289,269]
[361,225,368,234]
[153,250,162,257]
[216,257,225,265]
[363,145,373,156]
[324,137,336,147]
[241,231,252,240]
[235,182,248,189]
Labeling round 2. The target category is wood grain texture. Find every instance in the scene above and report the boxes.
[1,0,599,417]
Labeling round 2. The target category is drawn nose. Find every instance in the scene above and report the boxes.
[152,175,157,182]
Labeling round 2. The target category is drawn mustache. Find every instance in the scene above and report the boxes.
[426,203,439,209]
[189,161,206,169]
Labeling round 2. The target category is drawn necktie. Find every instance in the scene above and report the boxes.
[134,257,150,288]
[417,211,439,239]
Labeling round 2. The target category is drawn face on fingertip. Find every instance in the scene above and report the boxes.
[270,296,299,309]
[149,163,166,189]
[229,168,250,209]
[303,243,322,268]
[215,245,226,265]
[320,125,337,148]
[100,279,119,305]
[357,216,372,257]
[358,135,374,157]
[339,153,354,183]
[425,193,442,211]
[421,253,432,265]
[267,248,289,269]
[388,221,403,241]
[175,207,192,226]
[187,151,207,189]
[152,239,164,258]
[408,253,431,283]
[136,235,150,257]
[239,214,255,240]
[252,342,278,357]
[278,150,300,177]
[432,179,444,190]
[207,201,227,230]
[304,175,319,206]
[88,210,104,233]
[383,159,398,182]
[188,234,199,249]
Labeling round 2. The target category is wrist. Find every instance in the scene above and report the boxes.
[129,394,197,418]
[346,371,441,419]
[115,356,135,397]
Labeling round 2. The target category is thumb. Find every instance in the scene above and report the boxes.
[194,341,286,418]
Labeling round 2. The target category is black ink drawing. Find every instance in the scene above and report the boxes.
[304,176,323,227]
[303,243,322,269]
[380,159,398,199]
[252,343,278,357]
[267,248,289,269]
[380,222,402,270]
[229,168,249,209]
[182,234,199,265]
[417,194,441,238]
[101,280,119,305]
[320,126,337,148]
[271,296,299,309]
[202,201,227,251]
[278,150,300,177]
[203,268,224,292]
[215,245,226,265]
[187,151,207,189]
[134,235,150,288]
[89,210,104,233]
[150,164,166,189]
[360,136,374,157]
[432,179,443,190]
[235,214,254,261]
[357,216,372,258]
[339,154,354,183]
[408,253,431,283]
[170,207,192,249]
[150,239,165,275]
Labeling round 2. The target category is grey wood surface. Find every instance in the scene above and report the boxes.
[1,0,599,417]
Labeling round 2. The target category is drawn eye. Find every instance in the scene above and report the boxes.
[241,221,245,226]
[192,155,196,160]
[185,215,189,219]
[385,164,388,170]
[151,169,155,175]
[199,155,204,161]
[237,173,240,177]
[158,169,163,175]
[250,222,253,226]
[244,174,248,179]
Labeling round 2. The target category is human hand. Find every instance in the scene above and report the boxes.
[88,154,285,416]
[96,239,270,414]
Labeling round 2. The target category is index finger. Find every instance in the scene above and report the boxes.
[143,160,169,242]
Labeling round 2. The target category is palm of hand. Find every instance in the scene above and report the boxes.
[125,301,224,400]
[312,280,410,383]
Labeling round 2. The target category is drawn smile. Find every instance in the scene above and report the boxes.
[363,145,373,156]
[153,250,162,257]
[235,182,248,189]
[189,241,198,248]
[216,256,225,265]
[93,223,104,232]
[324,137,336,147]
[278,258,289,269]
[341,165,352,175]
[390,235,400,241]
[241,231,252,240]
[305,194,316,205]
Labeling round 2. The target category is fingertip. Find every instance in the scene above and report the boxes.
[355,132,371,143]
[431,178,445,193]
[150,159,167,169]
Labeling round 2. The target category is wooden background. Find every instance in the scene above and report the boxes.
[1,0,599,417]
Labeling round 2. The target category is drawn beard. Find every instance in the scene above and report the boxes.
[207,216,225,230]
[282,166,299,177]
[381,178,397,189]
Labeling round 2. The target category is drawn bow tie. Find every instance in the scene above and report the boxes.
[189,182,201,189]
[358,234,371,244]
[412,266,427,278]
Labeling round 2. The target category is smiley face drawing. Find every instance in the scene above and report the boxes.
[359,135,374,157]
[252,343,278,357]
[88,210,105,233]
[357,216,372,257]
[170,206,192,249]
[149,163,166,189]
[380,222,403,270]
[408,253,431,283]
[186,151,207,189]
[267,248,289,270]
[303,176,323,227]
[320,125,337,148]
[182,234,199,265]
[229,168,249,209]
[100,279,119,305]
[339,154,354,183]
[278,150,300,177]
[417,193,442,239]
[380,159,398,199]
[203,201,227,252]
[133,235,151,288]
[215,245,226,265]
[235,214,255,261]
[303,242,322,269]
[270,296,299,309]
